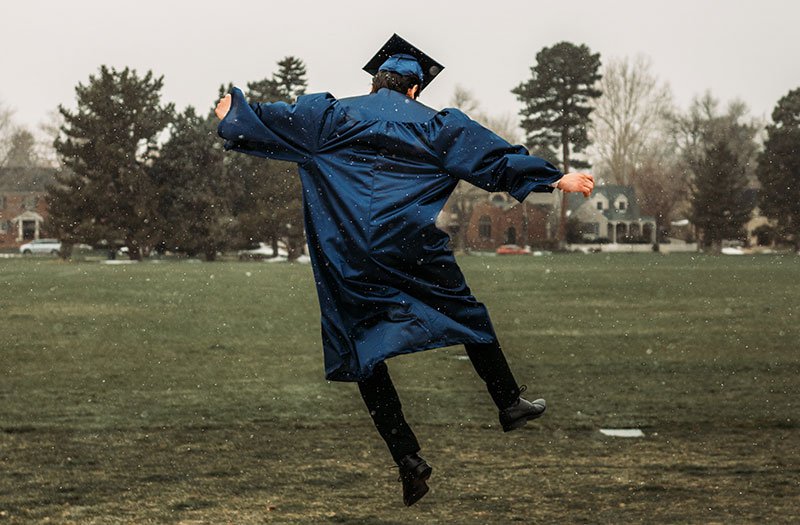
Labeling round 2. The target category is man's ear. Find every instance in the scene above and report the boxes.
[407,85,420,99]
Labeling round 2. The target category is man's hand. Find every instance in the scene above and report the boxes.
[215,94,231,120]
[556,172,595,197]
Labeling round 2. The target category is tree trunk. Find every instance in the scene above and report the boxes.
[126,238,142,261]
[454,201,469,253]
[59,243,73,260]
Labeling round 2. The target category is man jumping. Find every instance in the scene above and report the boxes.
[215,33,594,506]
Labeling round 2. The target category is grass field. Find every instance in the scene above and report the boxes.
[1,254,798,524]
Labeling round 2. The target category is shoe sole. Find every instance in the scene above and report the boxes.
[404,465,433,506]
[501,406,546,433]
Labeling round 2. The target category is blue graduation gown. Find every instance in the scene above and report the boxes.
[218,87,562,381]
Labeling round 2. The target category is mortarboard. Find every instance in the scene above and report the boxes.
[363,33,444,92]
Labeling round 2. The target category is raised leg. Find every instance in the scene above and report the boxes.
[464,340,521,410]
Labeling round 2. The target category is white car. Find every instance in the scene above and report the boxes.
[19,239,62,255]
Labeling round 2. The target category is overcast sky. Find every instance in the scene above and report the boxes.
[2,0,799,137]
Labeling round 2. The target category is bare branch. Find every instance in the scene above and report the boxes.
[589,55,674,185]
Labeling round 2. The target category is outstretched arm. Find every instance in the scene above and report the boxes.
[215,88,335,163]
[435,109,594,200]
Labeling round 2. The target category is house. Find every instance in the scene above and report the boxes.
[566,184,656,243]
[438,190,559,251]
[742,188,774,246]
[0,167,56,249]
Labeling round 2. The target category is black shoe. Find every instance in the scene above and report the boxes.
[397,453,432,506]
[499,386,546,432]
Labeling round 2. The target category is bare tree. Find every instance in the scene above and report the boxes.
[451,85,480,115]
[628,139,689,245]
[0,100,15,168]
[37,108,64,167]
[590,55,673,185]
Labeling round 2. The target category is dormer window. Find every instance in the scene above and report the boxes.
[618,201,626,210]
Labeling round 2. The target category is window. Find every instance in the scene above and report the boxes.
[23,195,38,209]
[597,201,603,210]
[478,216,492,238]
[618,201,626,210]
[0,195,6,209]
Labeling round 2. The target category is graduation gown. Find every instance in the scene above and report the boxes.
[218,87,562,381]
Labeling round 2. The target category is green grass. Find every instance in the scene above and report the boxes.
[1,254,798,523]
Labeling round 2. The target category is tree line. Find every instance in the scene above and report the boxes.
[512,43,798,252]
[3,42,797,258]
[45,57,308,260]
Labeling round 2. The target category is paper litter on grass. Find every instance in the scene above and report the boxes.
[599,428,645,438]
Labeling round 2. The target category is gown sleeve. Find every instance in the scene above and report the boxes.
[433,108,563,202]
[217,87,335,163]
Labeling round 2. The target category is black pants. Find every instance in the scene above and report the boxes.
[357,341,520,463]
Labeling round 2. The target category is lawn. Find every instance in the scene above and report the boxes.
[1,254,798,523]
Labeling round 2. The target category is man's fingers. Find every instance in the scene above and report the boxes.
[214,94,232,120]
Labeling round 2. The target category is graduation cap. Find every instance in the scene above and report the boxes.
[363,33,444,92]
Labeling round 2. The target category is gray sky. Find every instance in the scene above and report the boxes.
[2,0,799,136]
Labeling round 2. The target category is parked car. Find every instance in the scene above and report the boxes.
[19,239,61,255]
[496,244,531,255]
[237,242,289,260]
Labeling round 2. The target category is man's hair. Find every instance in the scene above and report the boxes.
[370,71,421,98]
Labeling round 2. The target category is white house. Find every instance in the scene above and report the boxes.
[566,184,656,243]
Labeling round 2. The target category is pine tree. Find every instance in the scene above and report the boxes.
[757,88,800,250]
[150,107,231,260]
[513,42,602,173]
[274,56,307,100]
[49,65,174,259]
[227,57,308,260]
[4,128,39,168]
[682,97,758,252]
[512,42,602,242]
[691,135,751,250]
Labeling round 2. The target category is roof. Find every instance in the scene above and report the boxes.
[567,184,647,222]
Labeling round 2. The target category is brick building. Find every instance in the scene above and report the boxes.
[438,191,559,251]
[0,167,56,249]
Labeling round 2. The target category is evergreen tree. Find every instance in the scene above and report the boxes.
[150,107,231,260]
[226,57,308,260]
[681,96,759,252]
[274,56,307,100]
[512,42,602,173]
[4,128,39,168]
[49,65,173,259]
[690,135,752,250]
[757,88,800,250]
[512,42,602,242]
